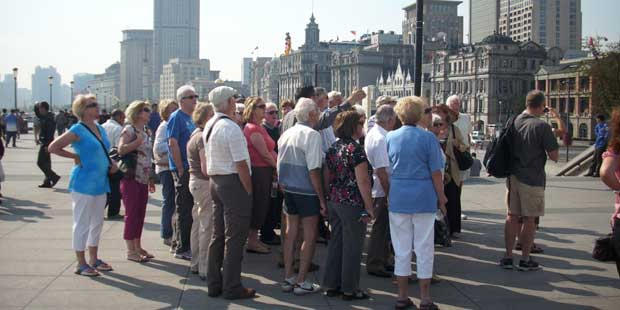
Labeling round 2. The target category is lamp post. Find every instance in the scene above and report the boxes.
[498,100,503,125]
[561,79,574,162]
[70,81,75,106]
[12,67,18,110]
[48,76,54,112]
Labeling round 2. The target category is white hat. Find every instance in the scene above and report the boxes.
[376,95,397,107]
[208,86,237,105]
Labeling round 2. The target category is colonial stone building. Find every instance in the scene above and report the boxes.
[535,57,596,140]
[159,58,219,100]
[430,33,562,133]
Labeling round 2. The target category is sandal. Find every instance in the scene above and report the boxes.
[395,298,415,309]
[75,264,99,277]
[342,290,370,301]
[419,302,440,310]
[92,259,113,271]
[127,252,150,263]
[139,250,155,259]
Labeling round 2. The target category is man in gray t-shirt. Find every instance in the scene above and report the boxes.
[501,90,564,272]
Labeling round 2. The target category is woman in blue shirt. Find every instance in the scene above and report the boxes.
[386,96,447,310]
[49,94,115,277]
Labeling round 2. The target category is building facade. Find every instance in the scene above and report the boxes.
[159,58,219,100]
[89,62,121,112]
[499,0,582,51]
[152,0,200,101]
[121,30,153,103]
[189,78,249,100]
[430,33,561,133]
[535,58,596,140]
[249,57,272,98]
[402,0,464,51]
[470,0,500,44]
[31,66,65,109]
[242,57,253,86]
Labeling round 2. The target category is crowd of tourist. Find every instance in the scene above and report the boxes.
[0,81,606,309]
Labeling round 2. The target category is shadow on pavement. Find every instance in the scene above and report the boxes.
[0,197,52,222]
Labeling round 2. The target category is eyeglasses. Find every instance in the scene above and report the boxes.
[267,110,278,115]
[182,95,199,100]
[256,104,266,109]
[85,102,98,109]
[236,111,243,115]
[143,108,151,113]
[424,107,432,114]
[433,123,443,127]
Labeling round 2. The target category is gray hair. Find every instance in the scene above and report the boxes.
[176,85,196,101]
[432,113,442,125]
[375,105,396,125]
[446,95,460,106]
[266,102,277,110]
[236,103,245,112]
[352,104,366,116]
[314,87,327,99]
[328,91,342,101]
[295,98,318,123]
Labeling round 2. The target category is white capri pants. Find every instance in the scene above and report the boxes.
[189,177,213,276]
[71,192,107,251]
[389,212,435,279]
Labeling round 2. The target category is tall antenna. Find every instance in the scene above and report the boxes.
[312,0,314,15]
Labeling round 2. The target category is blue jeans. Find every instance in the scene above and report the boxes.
[159,170,176,239]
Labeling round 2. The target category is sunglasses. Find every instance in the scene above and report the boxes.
[236,111,243,115]
[267,110,278,115]
[256,104,266,109]
[143,108,151,113]
[85,102,98,109]
[433,123,444,127]
[182,95,199,100]
[424,107,432,114]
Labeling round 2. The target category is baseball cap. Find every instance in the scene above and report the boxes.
[376,95,397,107]
[208,86,238,105]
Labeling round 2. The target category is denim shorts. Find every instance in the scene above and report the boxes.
[283,192,320,218]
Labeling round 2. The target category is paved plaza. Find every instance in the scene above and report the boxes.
[0,134,619,310]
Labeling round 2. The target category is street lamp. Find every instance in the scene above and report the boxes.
[48,75,54,112]
[70,81,75,106]
[12,67,18,110]
[561,79,575,162]
[498,100,503,125]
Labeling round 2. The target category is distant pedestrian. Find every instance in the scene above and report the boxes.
[153,100,179,247]
[280,99,294,117]
[598,107,620,277]
[470,153,482,177]
[102,109,126,219]
[500,90,563,271]
[34,102,60,188]
[56,110,68,136]
[148,103,161,135]
[586,114,609,177]
[4,110,18,147]
[48,94,114,277]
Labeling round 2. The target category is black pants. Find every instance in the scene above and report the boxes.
[588,147,605,175]
[5,131,16,146]
[173,170,194,253]
[260,190,283,241]
[107,171,123,217]
[445,180,462,234]
[613,217,620,278]
[37,144,57,184]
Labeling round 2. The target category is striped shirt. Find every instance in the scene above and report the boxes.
[203,112,250,176]
[277,122,323,195]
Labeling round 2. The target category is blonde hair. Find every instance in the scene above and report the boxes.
[158,99,178,121]
[394,96,425,125]
[242,96,264,123]
[192,102,214,128]
[125,100,150,124]
[72,94,97,121]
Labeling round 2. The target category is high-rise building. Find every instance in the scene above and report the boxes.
[89,62,121,112]
[159,58,219,100]
[72,73,96,95]
[153,0,200,101]
[402,1,463,47]
[498,0,582,50]
[31,66,63,109]
[242,57,253,86]
[121,30,153,103]
[470,0,500,44]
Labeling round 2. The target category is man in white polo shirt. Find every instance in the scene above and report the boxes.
[447,95,472,222]
[203,86,255,300]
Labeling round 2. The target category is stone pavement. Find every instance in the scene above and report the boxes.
[0,134,619,310]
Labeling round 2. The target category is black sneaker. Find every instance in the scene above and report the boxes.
[499,257,514,270]
[517,259,540,271]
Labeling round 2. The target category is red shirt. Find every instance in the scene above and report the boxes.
[243,122,276,167]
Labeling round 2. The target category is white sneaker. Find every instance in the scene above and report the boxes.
[293,281,321,295]
[461,214,468,220]
[281,276,296,292]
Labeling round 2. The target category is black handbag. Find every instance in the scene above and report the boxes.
[434,215,452,247]
[451,125,473,170]
[109,147,137,179]
[592,234,617,262]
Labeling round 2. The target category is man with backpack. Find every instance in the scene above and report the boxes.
[499,90,565,271]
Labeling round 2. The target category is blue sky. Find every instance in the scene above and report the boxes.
[1,0,619,89]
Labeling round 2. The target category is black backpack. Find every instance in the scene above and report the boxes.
[483,115,517,178]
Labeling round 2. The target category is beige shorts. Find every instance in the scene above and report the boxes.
[506,175,545,217]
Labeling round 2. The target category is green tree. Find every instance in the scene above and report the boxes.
[587,42,620,114]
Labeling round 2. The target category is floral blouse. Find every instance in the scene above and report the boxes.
[121,125,152,185]
[325,137,372,208]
